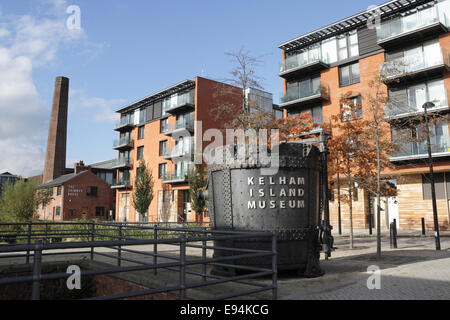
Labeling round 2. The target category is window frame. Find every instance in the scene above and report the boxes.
[341,95,363,122]
[137,146,145,161]
[339,62,360,87]
[159,163,167,179]
[138,126,145,140]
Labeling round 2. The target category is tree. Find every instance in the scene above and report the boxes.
[328,101,375,249]
[132,161,154,222]
[0,179,52,222]
[188,165,207,221]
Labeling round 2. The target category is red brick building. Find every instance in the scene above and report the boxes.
[37,162,115,221]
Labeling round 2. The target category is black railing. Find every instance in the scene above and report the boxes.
[0,222,277,300]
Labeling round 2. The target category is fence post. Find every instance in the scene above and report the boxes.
[118,224,122,267]
[271,231,278,301]
[90,223,95,260]
[44,223,48,244]
[31,240,43,300]
[179,234,186,300]
[154,224,158,276]
[26,222,32,264]
[202,228,207,283]
[422,218,426,236]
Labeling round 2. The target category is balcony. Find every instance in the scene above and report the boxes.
[382,48,450,85]
[111,179,132,189]
[111,158,133,169]
[165,93,195,114]
[163,144,194,160]
[377,6,449,49]
[162,169,193,184]
[385,89,449,120]
[113,137,134,150]
[164,120,194,136]
[280,84,329,110]
[114,115,135,132]
[391,142,450,163]
[279,50,330,80]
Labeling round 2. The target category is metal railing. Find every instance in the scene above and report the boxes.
[114,115,135,130]
[0,222,277,300]
[377,6,449,42]
[113,137,133,149]
[280,83,329,105]
[280,48,329,73]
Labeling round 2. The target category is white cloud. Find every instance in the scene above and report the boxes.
[0,0,99,177]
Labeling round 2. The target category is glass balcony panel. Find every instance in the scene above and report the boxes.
[377,6,445,42]
[281,47,327,73]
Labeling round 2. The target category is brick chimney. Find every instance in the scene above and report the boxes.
[43,77,69,183]
[74,161,86,174]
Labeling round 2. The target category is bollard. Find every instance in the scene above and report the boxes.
[422,218,426,236]
[31,240,43,300]
[390,221,398,249]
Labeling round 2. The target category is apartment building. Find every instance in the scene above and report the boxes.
[279,0,450,231]
[112,77,250,223]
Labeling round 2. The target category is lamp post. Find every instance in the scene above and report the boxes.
[423,102,441,251]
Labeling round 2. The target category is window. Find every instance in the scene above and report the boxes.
[159,163,167,179]
[139,108,146,124]
[160,140,168,156]
[86,186,98,197]
[96,207,105,217]
[160,119,168,133]
[339,62,360,87]
[57,186,62,196]
[342,96,362,122]
[137,146,144,161]
[423,173,446,200]
[288,104,323,124]
[70,209,77,218]
[56,206,61,217]
[138,126,145,140]
[337,31,359,61]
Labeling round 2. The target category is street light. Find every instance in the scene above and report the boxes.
[423,102,441,251]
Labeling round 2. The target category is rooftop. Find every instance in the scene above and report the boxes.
[278,0,435,52]
[39,171,86,189]
[116,80,195,114]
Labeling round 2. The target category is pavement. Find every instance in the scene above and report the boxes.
[1,233,450,300]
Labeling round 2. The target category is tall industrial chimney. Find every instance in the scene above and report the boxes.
[42,77,69,183]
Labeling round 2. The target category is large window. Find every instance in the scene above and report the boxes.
[339,62,360,87]
[392,121,450,157]
[55,206,61,217]
[160,119,168,133]
[86,186,98,197]
[337,31,359,61]
[138,126,145,140]
[342,96,362,122]
[137,146,144,161]
[96,207,105,217]
[388,79,447,115]
[288,105,323,124]
[159,163,167,179]
[284,76,321,102]
[160,140,168,157]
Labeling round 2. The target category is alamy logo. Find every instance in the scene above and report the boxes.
[66,5,81,30]
[66,265,81,290]
[366,5,382,30]
[366,265,381,290]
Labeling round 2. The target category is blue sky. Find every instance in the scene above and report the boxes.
[0,0,378,177]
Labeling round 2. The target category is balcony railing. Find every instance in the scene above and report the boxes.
[111,179,131,189]
[392,141,450,160]
[280,83,329,107]
[111,158,133,169]
[164,144,194,160]
[385,88,449,119]
[377,6,449,45]
[165,120,194,136]
[165,92,195,114]
[113,137,133,150]
[382,47,450,82]
[279,47,330,76]
[114,115,135,131]
[163,169,193,184]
